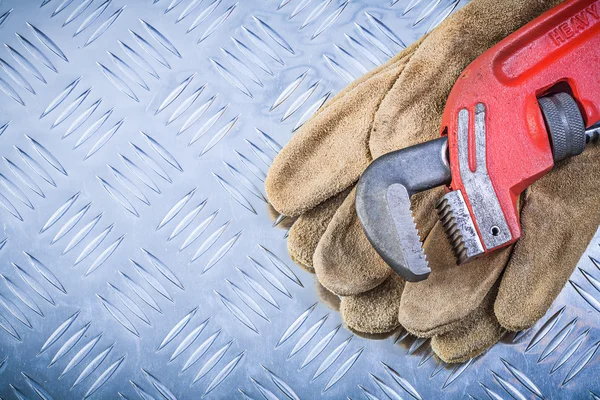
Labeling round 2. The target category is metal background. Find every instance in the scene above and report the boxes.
[0,0,599,398]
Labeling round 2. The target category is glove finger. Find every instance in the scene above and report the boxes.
[314,187,391,296]
[287,189,351,273]
[495,145,600,331]
[265,41,424,217]
[340,274,404,335]
[398,222,511,337]
[431,284,503,364]
[370,0,563,158]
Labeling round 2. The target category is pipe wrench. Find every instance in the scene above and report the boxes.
[356,0,600,282]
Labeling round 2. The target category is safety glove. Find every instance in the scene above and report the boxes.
[266,0,600,363]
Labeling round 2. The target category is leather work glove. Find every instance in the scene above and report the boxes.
[266,0,600,363]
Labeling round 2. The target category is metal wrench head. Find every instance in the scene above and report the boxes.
[355,137,451,282]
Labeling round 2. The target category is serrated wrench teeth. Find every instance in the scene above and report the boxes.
[436,190,484,264]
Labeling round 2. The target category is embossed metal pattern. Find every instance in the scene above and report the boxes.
[0,0,598,398]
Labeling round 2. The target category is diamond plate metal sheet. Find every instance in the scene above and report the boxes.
[0,0,599,398]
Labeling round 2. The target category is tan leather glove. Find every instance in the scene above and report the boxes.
[266,0,600,362]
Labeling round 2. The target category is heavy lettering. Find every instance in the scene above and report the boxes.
[548,2,600,46]
[586,3,599,20]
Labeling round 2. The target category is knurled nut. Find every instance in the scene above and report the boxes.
[538,92,586,163]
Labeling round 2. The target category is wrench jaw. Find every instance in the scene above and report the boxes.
[355,137,451,282]
[436,190,484,264]
[385,184,430,281]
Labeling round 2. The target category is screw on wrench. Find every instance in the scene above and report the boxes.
[356,0,600,282]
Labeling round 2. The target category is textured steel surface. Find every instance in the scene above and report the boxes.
[0,0,599,398]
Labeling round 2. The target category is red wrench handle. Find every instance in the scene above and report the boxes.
[441,0,600,251]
